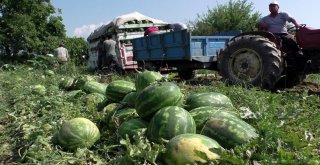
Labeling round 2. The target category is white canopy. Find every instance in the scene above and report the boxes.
[87,12,167,41]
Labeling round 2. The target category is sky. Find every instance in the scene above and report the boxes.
[51,0,320,39]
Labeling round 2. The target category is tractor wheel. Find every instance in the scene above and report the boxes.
[218,35,283,89]
[178,69,196,80]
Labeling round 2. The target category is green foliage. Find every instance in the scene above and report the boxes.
[188,0,261,35]
[0,64,320,164]
[0,0,66,56]
[64,37,89,66]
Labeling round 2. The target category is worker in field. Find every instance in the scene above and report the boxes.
[144,26,160,36]
[54,43,69,64]
[256,1,301,53]
[165,23,187,32]
[104,34,124,75]
[96,35,106,71]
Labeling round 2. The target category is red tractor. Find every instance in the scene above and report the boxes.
[218,25,320,89]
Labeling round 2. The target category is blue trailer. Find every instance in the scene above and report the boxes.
[132,29,236,79]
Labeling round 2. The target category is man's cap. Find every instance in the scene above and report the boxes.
[269,1,279,6]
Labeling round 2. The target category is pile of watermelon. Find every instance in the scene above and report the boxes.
[55,70,259,164]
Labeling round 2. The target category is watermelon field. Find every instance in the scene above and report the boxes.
[0,56,319,165]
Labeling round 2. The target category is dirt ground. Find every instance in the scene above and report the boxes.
[286,82,320,95]
[185,74,320,95]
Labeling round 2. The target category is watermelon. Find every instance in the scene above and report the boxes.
[44,69,54,76]
[84,93,106,110]
[147,106,196,143]
[135,82,184,119]
[31,84,46,95]
[121,92,138,107]
[105,80,136,102]
[83,81,108,95]
[135,71,163,91]
[57,118,100,150]
[101,103,123,124]
[108,108,139,130]
[117,118,148,139]
[164,134,221,165]
[73,75,95,90]
[66,90,86,100]
[201,111,259,148]
[185,92,234,110]
[189,106,238,132]
[59,77,75,90]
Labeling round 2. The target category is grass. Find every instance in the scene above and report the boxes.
[0,59,319,164]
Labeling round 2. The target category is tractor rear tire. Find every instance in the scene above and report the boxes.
[218,35,283,90]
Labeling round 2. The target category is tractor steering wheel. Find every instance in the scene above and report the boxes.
[287,24,306,33]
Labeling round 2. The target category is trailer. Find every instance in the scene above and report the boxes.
[86,12,168,71]
[132,29,237,79]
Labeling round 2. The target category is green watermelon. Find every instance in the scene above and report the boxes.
[73,75,95,90]
[57,118,100,150]
[108,108,139,130]
[31,84,46,95]
[83,81,108,95]
[189,106,238,132]
[135,82,184,119]
[84,93,106,110]
[44,69,54,76]
[147,106,196,143]
[164,134,221,165]
[201,111,259,148]
[59,77,75,90]
[101,103,123,124]
[66,90,86,100]
[117,118,148,139]
[185,92,234,111]
[105,80,136,102]
[135,71,163,91]
[121,92,138,107]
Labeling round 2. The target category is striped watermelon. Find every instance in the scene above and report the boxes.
[84,93,106,111]
[31,84,46,95]
[117,118,148,139]
[57,118,100,150]
[66,90,86,100]
[135,82,184,119]
[59,77,75,90]
[135,71,163,91]
[121,92,138,107]
[108,108,139,130]
[189,106,238,132]
[185,92,234,111]
[201,111,259,148]
[105,80,136,102]
[44,69,54,76]
[147,106,196,143]
[73,75,95,90]
[164,134,221,165]
[83,81,108,95]
[101,103,123,124]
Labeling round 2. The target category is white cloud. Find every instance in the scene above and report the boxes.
[73,22,106,39]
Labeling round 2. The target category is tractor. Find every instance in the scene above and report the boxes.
[218,24,320,89]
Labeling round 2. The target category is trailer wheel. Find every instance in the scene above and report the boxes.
[218,35,283,89]
[178,69,196,80]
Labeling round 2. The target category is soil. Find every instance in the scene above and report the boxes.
[285,82,320,95]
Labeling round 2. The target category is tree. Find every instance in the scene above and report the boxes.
[64,37,89,66]
[188,0,261,35]
[0,0,66,56]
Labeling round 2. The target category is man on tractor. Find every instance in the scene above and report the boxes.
[256,1,301,54]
